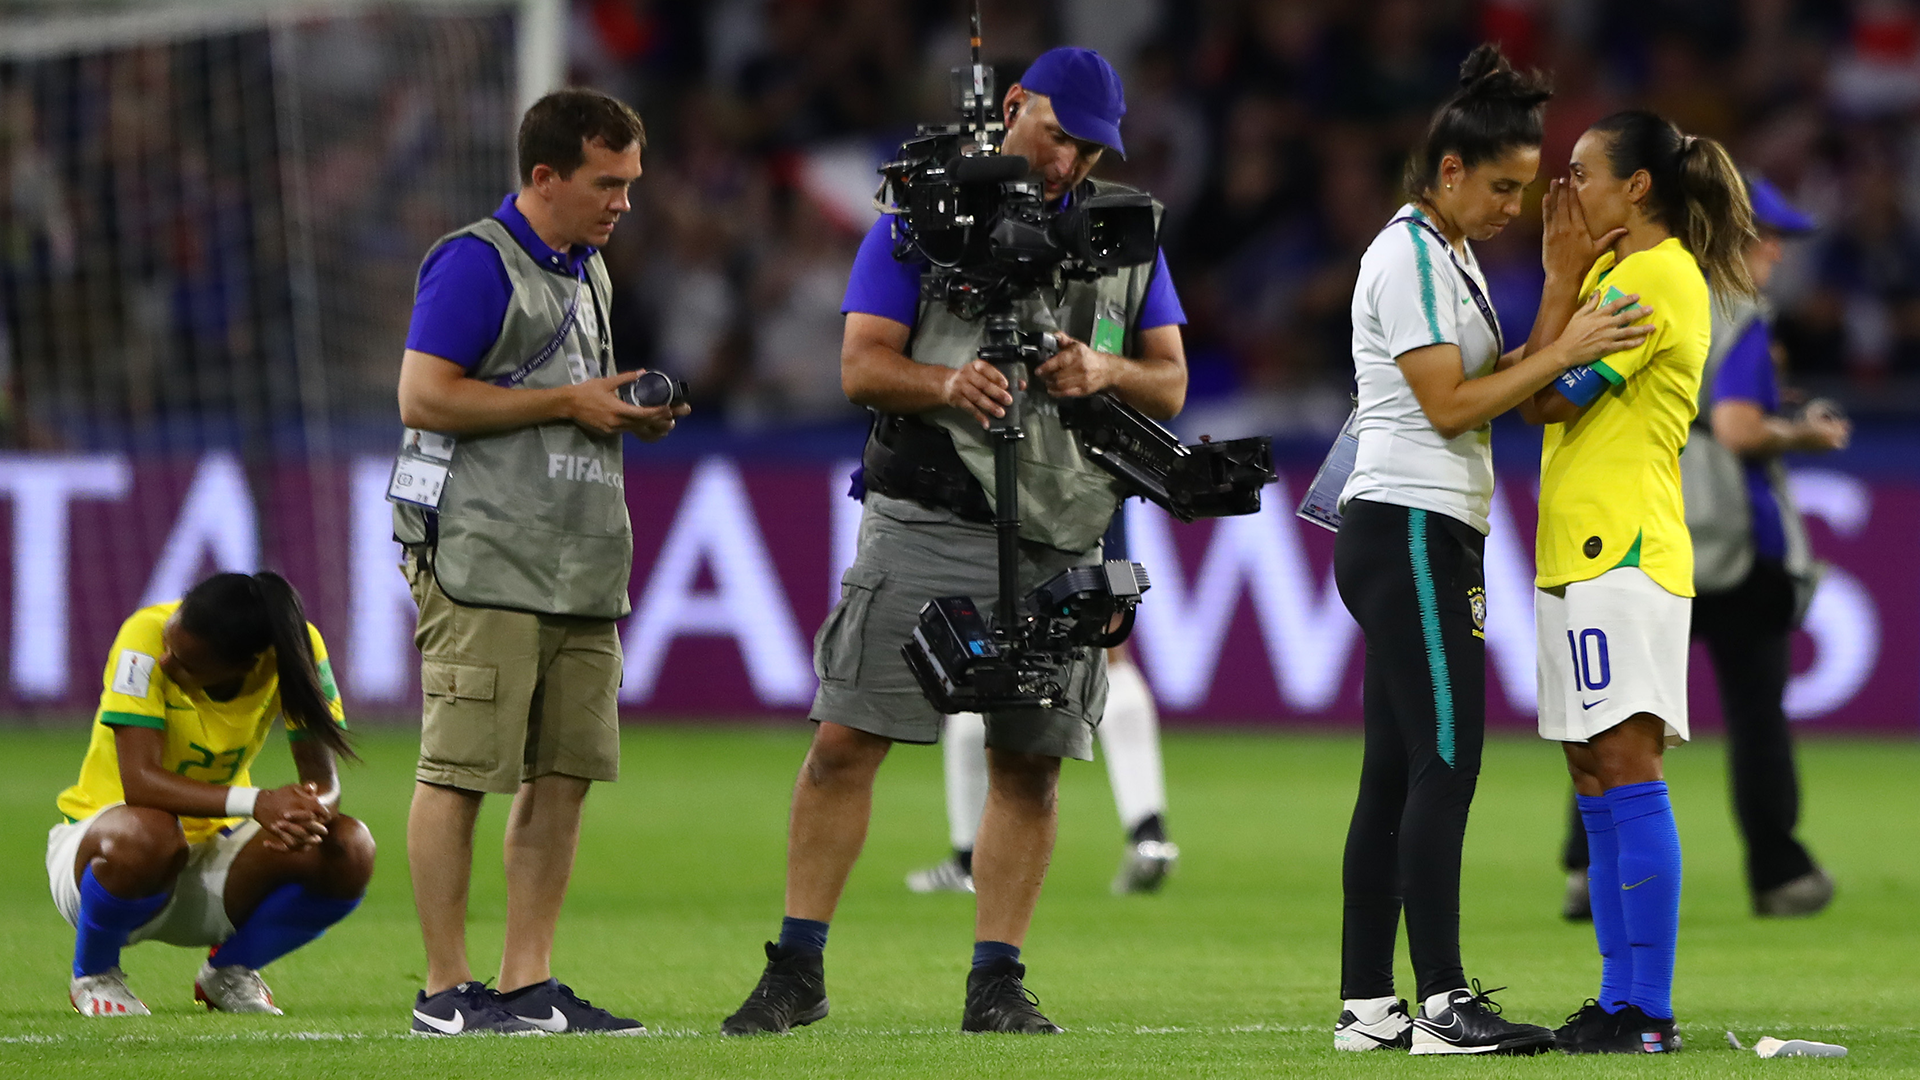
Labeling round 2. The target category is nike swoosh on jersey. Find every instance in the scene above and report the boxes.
[413,1008,466,1034]
[1581,698,1608,710]
[1623,875,1658,890]
[518,1007,568,1033]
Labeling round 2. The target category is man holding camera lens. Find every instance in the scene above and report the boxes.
[390,89,686,1036]
[720,47,1187,1036]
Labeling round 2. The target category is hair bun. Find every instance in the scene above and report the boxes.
[1458,42,1509,90]
[1455,42,1553,107]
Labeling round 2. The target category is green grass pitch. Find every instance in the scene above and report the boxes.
[0,723,1915,1077]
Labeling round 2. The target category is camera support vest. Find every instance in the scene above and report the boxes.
[907,179,1164,553]
[391,217,633,619]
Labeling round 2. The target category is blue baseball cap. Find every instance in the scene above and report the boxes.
[1747,174,1816,235]
[1016,47,1126,157]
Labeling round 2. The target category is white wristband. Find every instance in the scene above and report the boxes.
[224,786,261,818]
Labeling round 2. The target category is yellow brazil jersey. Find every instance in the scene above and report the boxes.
[55,602,346,843]
[1536,237,1710,596]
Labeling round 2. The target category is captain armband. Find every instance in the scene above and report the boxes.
[1555,363,1618,407]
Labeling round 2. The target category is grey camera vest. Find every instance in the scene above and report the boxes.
[1681,296,1814,598]
[907,179,1163,553]
[392,216,633,619]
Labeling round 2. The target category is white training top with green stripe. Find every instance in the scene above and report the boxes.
[1340,204,1502,535]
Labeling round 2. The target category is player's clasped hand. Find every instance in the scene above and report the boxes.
[1035,332,1117,398]
[256,781,330,853]
[945,358,1019,427]
[1556,290,1656,369]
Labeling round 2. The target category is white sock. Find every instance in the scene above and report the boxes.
[1097,658,1167,833]
[1344,996,1397,1025]
[1424,989,1466,1017]
[942,712,989,852]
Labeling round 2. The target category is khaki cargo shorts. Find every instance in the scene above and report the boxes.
[812,494,1108,761]
[404,548,623,793]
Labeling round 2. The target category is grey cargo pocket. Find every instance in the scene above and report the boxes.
[814,565,887,685]
[419,659,500,769]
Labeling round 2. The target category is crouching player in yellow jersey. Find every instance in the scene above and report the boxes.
[1520,111,1757,1054]
[49,572,372,1017]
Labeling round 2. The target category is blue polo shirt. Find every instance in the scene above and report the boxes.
[1710,320,1786,561]
[405,194,598,371]
[841,213,1186,330]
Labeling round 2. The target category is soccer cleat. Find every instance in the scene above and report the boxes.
[1755,869,1834,918]
[1334,999,1413,1051]
[962,957,1063,1033]
[410,981,542,1036]
[1563,870,1592,921]
[71,968,150,1017]
[721,942,829,1035]
[1409,981,1554,1056]
[194,961,283,1014]
[906,854,974,894]
[500,978,644,1034]
[1553,999,1616,1051]
[1558,1003,1682,1054]
[1112,840,1180,895]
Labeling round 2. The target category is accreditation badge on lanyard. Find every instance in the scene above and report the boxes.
[388,428,456,509]
[1091,300,1127,356]
[1296,398,1360,533]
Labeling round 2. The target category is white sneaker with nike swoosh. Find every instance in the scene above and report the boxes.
[1334,998,1412,1050]
[499,978,645,1035]
[410,981,542,1036]
[1410,981,1554,1055]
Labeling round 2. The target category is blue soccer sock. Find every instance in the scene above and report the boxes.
[778,916,829,956]
[1577,794,1630,1013]
[73,866,169,978]
[209,883,361,971]
[1609,781,1682,1020]
[972,940,1020,969]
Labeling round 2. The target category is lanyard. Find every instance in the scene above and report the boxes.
[1390,214,1504,357]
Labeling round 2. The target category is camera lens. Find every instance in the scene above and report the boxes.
[625,370,684,408]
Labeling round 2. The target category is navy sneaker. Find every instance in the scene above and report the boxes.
[410,981,541,1036]
[500,978,645,1035]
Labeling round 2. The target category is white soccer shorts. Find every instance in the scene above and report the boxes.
[1536,566,1691,745]
[48,805,262,948]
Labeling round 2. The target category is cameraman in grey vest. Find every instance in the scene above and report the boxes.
[391,90,685,1036]
[720,48,1187,1036]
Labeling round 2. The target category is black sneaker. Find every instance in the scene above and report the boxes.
[962,957,1063,1034]
[720,942,829,1035]
[410,981,542,1036]
[1553,999,1617,1051]
[1559,1003,1682,1054]
[500,978,644,1035]
[1409,981,1554,1056]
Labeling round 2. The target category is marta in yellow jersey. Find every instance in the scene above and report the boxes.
[1535,236,1710,596]
[48,572,372,1019]
[56,601,345,843]
[1525,109,1758,1046]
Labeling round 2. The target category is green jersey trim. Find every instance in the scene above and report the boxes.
[99,710,165,731]
[1611,530,1645,570]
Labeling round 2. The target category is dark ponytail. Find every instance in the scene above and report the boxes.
[1588,110,1758,300]
[178,571,357,761]
[1405,43,1554,199]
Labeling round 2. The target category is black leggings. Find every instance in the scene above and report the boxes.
[1334,499,1487,1001]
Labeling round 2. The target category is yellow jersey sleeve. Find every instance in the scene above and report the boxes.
[1583,252,1678,389]
[96,607,173,730]
[283,622,349,737]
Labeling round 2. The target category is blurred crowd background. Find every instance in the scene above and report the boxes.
[9,0,1920,448]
